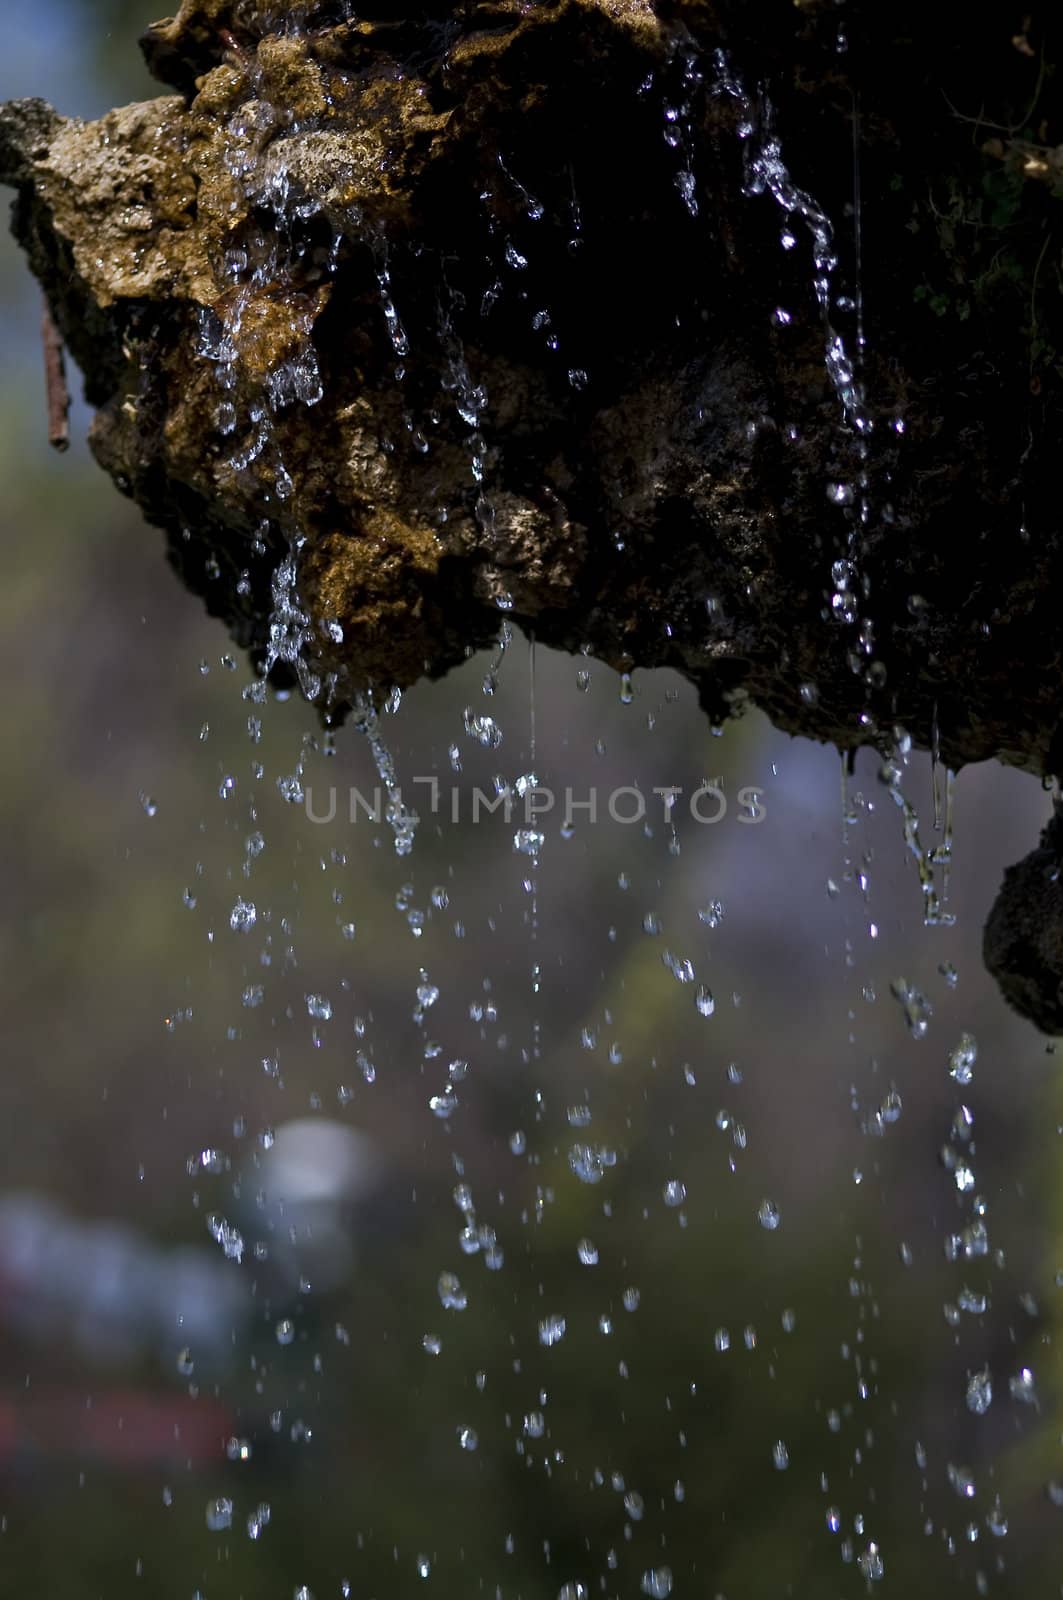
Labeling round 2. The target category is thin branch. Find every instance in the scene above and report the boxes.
[941,49,1046,142]
[40,297,69,453]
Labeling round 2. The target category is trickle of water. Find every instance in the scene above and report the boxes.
[663,47,702,219]
[351,691,419,856]
[879,755,956,927]
[375,256,409,358]
[711,53,869,443]
[441,322,497,538]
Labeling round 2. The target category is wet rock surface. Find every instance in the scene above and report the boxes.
[1,0,1062,776]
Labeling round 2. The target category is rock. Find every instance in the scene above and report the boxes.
[0,0,1061,781]
[984,805,1063,1035]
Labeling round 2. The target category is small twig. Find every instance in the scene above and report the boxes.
[40,297,70,453]
[218,27,251,64]
[942,47,1046,143]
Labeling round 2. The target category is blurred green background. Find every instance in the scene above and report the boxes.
[0,5,1060,1597]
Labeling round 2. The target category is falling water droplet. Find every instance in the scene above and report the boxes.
[229,898,257,933]
[949,1033,977,1085]
[695,985,715,1017]
[966,1368,992,1414]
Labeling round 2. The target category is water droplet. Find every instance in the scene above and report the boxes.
[986,1497,1009,1537]
[206,1498,233,1532]
[1008,1366,1037,1405]
[758,1199,781,1231]
[966,1368,992,1414]
[463,709,503,748]
[772,1440,789,1470]
[568,1144,616,1184]
[663,1179,687,1207]
[438,1271,467,1311]
[229,898,257,933]
[538,1314,567,1347]
[577,1238,599,1265]
[695,986,715,1017]
[247,1503,271,1540]
[890,978,932,1039]
[857,1544,884,1581]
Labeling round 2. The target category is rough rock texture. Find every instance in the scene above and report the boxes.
[984,803,1063,1033]
[1,0,1062,781]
